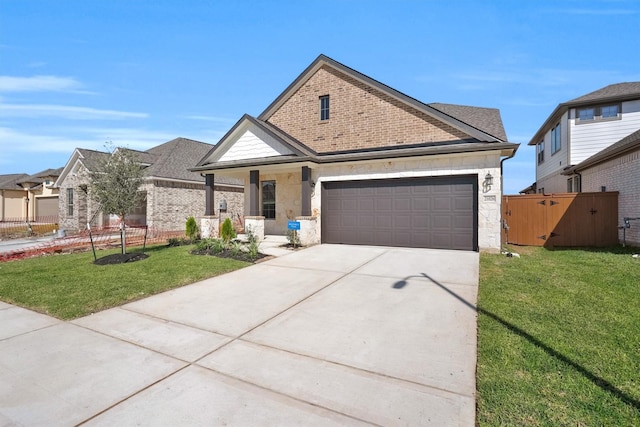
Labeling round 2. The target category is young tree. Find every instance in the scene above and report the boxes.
[89,145,145,254]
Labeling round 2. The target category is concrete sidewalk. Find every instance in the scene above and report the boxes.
[0,244,479,426]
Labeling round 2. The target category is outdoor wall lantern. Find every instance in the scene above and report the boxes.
[484,173,493,187]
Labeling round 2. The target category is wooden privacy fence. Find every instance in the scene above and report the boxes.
[502,192,619,247]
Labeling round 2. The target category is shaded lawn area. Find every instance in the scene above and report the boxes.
[477,246,640,426]
[0,244,249,320]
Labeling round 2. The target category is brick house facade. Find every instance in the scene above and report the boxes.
[194,55,518,252]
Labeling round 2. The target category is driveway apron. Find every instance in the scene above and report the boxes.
[0,244,479,426]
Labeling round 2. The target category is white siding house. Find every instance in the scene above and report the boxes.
[529,82,640,194]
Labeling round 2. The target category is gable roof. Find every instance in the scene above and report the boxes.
[195,114,315,168]
[195,55,517,171]
[567,82,640,104]
[528,81,640,145]
[259,54,508,143]
[0,173,29,190]
[564,129,640,174]
[57,139,243,188]
[144,137,237,183]
[16,167,64,188]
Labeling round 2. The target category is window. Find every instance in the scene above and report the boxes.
[578,107,595,121]
[537,141,545,164]
[576,104,620,122]
[567,178,573,192]
[551,123,561,154]
[45,179,51,185]
[262,181,276,219]
[319,95,330,121]
[67,188,74,216]
[601,104,619,118]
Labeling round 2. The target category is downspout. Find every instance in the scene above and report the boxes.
[500,150,517,250]
[574,171,582,192]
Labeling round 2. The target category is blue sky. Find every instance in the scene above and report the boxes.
[1,0,639,194]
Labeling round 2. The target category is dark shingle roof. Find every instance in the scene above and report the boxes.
[568,82,640,103]
[16,167,64,186]
[0,173,29,190]
[146,138,243,185]
[429,103,507,141]
[145,138,214,182]
[77,148,111,171]
[567,129,640,173]
[75,138,242,186]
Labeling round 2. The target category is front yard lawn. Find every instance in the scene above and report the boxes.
[0,244,249,320]
[478,246,640,425]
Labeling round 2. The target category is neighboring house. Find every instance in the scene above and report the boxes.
[55,137,244,233]
[527,82,640,194]
[0,169,62,222]
[563,129,640,246]
[193,55,518,252]
[17,168,63,222]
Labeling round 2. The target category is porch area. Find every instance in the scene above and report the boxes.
[200,165,319,246]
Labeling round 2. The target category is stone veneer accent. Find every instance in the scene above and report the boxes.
[244,216,265,241]
[200,216,219,239]
[295,216,317,246]
[268,65,468,154]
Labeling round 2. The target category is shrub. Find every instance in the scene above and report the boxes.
[286,229,301,247]
[220,218,236,243]
[185,216,198,240]
[247,240,260,260]
[245,225,259,245]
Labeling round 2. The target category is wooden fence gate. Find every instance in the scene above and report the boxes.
[502,192,619,247]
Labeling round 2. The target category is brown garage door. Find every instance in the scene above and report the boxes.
[35,196,59,221]
[321,176,477,250]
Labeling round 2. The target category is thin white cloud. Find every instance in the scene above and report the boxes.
[0,75,86,93]
[0,104,148,120]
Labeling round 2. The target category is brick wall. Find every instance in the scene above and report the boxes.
[268,65,468,153]
[581,149,640,246]
[146,180,244,231]
[58,171,102,232]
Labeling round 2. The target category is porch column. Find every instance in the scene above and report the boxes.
[301,166,311,217]
[205,174,215,216]
[249,170,260,216]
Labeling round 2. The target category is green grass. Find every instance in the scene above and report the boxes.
[0,244,249,320]
[478,246,640,426]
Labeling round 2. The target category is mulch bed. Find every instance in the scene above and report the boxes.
[190,249,268,263]
[94,253,149,265]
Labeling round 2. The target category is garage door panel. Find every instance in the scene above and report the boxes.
[322,176,477,251]
[35,197,59,221]
[374,198,392,211]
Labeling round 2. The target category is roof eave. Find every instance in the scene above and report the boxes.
[192,142,519,173]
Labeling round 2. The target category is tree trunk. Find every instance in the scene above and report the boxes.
[120,216,127,254]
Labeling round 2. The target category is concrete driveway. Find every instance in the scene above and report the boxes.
[0,244,479,426]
